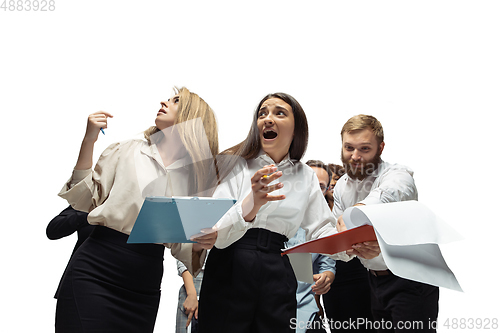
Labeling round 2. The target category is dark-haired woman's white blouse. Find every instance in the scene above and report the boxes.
[213,151,350,261]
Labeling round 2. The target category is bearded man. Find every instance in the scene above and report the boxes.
[333,114,439,333]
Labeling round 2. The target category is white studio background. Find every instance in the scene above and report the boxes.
[1,1,499,331]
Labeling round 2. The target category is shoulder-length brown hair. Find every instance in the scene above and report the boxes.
[143,87,219,195]
[222,92,308,161]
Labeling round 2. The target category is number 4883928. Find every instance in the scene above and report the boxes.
[442,318,498,330]
[1,0,56,11]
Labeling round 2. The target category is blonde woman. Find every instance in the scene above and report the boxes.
[56,87,218,332]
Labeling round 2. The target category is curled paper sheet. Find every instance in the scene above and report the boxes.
[343,201,463,292]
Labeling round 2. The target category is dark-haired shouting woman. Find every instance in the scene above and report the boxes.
[198,93,380,333]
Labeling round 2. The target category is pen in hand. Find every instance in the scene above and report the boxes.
[100,128,105,135]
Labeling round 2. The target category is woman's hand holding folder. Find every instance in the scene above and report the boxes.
[191,228,218,251]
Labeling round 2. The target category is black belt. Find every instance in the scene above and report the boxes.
[370,269,391,277]
[229,228,288,254]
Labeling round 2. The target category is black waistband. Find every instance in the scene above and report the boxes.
[229,228,288,253]
[369,269,392,277]
[90,226,164,258]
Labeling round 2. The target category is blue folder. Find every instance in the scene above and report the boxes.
[127,196,236,244]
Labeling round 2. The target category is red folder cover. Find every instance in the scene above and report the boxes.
[282,225,377,255]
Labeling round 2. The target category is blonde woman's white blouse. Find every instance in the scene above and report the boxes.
[59,138,206,275]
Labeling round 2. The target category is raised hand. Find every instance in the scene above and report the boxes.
[84,111,113,143]
[242,164,285,222]
[250,164,285,206]
[75,111,113,170]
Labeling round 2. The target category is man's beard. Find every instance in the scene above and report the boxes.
[341,150,382,181]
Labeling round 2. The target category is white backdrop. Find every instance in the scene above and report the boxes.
[1,1,499,332]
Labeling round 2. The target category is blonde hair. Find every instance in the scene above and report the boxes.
[144,87,219,195]
[341,114,384,145]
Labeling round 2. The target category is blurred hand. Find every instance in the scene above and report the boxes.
[191,228,217,251]
[336,215,347,232]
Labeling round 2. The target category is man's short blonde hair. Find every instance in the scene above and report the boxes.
[341,114,384,145]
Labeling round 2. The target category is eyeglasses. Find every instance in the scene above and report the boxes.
[320,184,328,193]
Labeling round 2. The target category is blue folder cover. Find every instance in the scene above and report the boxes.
[127,196,236,244]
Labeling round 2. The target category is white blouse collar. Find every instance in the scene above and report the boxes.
[141,141,192,170]
[256,149,296,167]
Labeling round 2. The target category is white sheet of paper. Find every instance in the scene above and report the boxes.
[287,252,314,284]
[343,201,463,291]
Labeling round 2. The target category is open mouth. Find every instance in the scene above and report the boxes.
[263,129,278,140]
[350,162,363,169]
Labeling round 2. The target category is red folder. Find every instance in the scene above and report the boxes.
[282,225,377,255]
